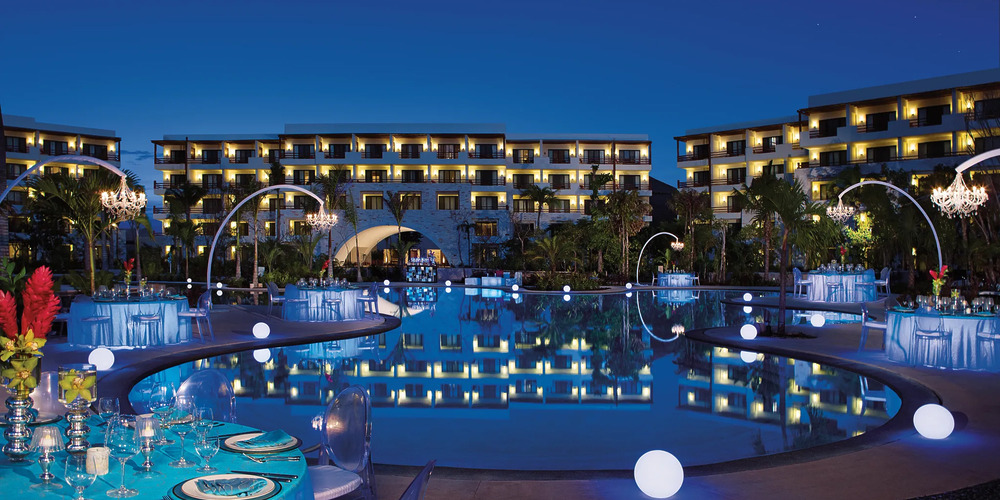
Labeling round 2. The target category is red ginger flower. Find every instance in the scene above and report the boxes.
[321,259,330,271]
[0,292,17,340]
[123,258,135,272]
[929,265,948,280]
[19,266,60,339]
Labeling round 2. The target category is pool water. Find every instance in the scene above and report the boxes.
[132,289,899,470]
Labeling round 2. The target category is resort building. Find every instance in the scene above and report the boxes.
[151,124,654,266]
[675,68,1000,224]
[1,114,122,259]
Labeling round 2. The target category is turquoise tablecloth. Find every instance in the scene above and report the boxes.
[0,419,313,500]
[657,273,694,287]
[806,272,875,302]
[68,298,192,348]
[283,286,364,322]
[886,309,995,370]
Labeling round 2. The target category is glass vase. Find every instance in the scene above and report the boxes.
[58,364,97,454]
[3,354,41,463]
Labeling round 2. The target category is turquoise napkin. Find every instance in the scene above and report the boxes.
[237,430,294,449]
[196,478,268,497]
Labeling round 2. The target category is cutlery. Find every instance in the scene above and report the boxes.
[229,471,296,482]
[242,453,300,463]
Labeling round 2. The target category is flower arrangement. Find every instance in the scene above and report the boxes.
[58,368,96,404]
[929,265,948,296]
[0,267,60,392]
[122,258,135,285]
[839,246,847,266]
[320,259,330,277]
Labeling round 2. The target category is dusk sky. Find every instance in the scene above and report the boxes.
[2,0,998,191]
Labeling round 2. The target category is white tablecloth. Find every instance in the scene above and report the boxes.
[284,285,365,322]
[68,297,191,348]
[886,310,996,369]
[657,273,694,287]
[806,272,875,302]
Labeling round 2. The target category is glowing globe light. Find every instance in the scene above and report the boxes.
[809,313,826,328]
[743,306,752,314]
[445,280,452,286]
[445,287,452,294]
[634,450,684,498]
[563,285,571,293]
[563,294,570,302]
[913,404,955,439]
[625,292,633,298]
[253,348,271,363]
[511,293,519,300]
[743,292,752,302]
[186,284,192,289]
[216,282,223,289]
[88,348,115,370]
[740,324,757,340]
[383,279,390,286]
[252,322,271,339]
[383,287,390,293]
[187,278,192,283]
[511,284,519,291]
[216,290,223,296]
[740,351,759,364]
[626,283,632,289]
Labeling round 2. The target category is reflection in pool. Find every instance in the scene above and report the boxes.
[132,289,900,470]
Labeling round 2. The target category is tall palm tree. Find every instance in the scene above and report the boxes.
[770,179,824,335]
[669,189,711,271]
[520,184,559,229]
[604,190,651,276]
[734,175,781,279]
[164,218,199,280]
[232,179,266,287]
[383,191,411,273]
[342,194,363,281]
[164,181,206,281]
[528,234,572,274]
[269,162,286,241]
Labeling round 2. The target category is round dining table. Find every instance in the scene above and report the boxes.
[283,285,364,322]
[806,272,875,303]
[657,272,695,287]
[885,308,997,370]
[0,419,313,500]
[68,296,192,348]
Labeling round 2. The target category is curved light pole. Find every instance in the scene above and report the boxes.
[826,180,943,271]
[205,185,335,289]
[635,294,681,343]
[635,231,684,285]
[930,148,997,217]
[0,155,141,216]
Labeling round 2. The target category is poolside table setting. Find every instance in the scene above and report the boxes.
[885,296,999,370]
[656,272,695,287]
[283,279,364,322]
[68,288,192,348]
[806,263,876,303]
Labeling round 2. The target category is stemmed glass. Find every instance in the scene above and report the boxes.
[65,454,97,500]
[106,415,141,498]
[98,397,120,425]
[194,408,215,439]
[169,395,196,468]
[148,383,176,445]
[194,436,219,472]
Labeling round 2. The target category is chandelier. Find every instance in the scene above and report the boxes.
[101,176,146,220]
[931,173,988,218]
[670,241,685,251]
[826,199,856,222]
[670,324,685,336]
[307,209,339,230]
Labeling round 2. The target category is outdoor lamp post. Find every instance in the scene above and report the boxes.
[636,232,685,285]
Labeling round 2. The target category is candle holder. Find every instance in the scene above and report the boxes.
[3,392,35,463]
[29,425,65,489]
[134,415,163,476]
[58,364,97,454]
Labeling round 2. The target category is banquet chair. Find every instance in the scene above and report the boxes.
[826,281,843,302]
[178,291,214,342]
[324,296,343,322]
[689,274,700,287]
[176,369,237,423]
[131,312,163,347]
[309,385,376,500]
[793,268,810,297]
[266,282,285,317]
[913,307,951,368]
[854,269,877,303]
[356,284,379,319]
[74,295,112,347]
[858,376,888,416]
[976,313,1000,369]
[398,460,436,500]
[875,267,891,296]
[858,301,887,352]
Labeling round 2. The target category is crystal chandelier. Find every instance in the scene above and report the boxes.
[101,176,146,220]
[670,241,685,251]
[307,209,339,230]
[931,173,988,218]
[826,199,856,222]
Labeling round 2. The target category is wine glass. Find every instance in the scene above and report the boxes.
[194,436,219,472]
[106,416,140,498]
[148,383,176,445]
[169,395,196,468]
[65,454,97,500]
[98,397,120,425]
[194,408,214,439]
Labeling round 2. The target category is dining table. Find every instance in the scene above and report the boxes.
[283,285,365,322]
[68,296,192,348]
[885,308,997,370]
[805,272,875,303]
[657,272,695,287]
[0,418,313,500]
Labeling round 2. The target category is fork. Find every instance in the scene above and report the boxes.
[243,454,301,463]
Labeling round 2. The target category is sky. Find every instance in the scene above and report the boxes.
[2,0,998,193]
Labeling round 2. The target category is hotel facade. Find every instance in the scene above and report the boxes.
[675,68,1000,224]
[151,124,654,267]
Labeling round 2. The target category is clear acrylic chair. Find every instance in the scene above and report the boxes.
[178,291,214,342]
[858,301,887,351]
[324,296,343,321]
[976,313,1000,370]
[826,281,843,302]
[854,269,877,302]
[874,267,891,296]
[132,312,162,347]
[309,385,375,500]
[74,295,111,346]
[356,284,379,319]
[398,460,436,500]
[176,369,237,423]
[913,307,951,368]
[793,268,810,297]
[267,282,285,317]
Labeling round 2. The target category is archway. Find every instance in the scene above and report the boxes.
[333,225,458,267]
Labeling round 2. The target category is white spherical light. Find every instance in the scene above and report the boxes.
[563,285,571,293]
[626,292,633,298]
[511,284,519,291]
[445,280,452,286]
[634,450,684,498]
[383,279,390,286]
[216,290,223,296]
[511,293,519,300]
[253,348,271,363]
[563,294,570,302]
[445,287,452,294]
[383,287,390,294]
[186,284,192,289]
[913,403,954,439]
[740,324,758,340]
[186,278,192,283]
[743,292,752,302]
[743,305,752,314]
[252,322,271,339]
[809,313,826,328]
[216,282,223,289]
[88,348,115,370]
[740,351,759,364]
[626,282,633,289]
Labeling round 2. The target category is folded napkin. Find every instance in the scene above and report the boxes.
[237,430,294,449]
[196,478,268,497]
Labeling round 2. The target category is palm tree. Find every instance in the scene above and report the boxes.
[342,194,363,282]
[734,175,781,279]
[520,184,559,229]
[383,191,411,273]
[164,218,199,280]
[233,180,266,287]
[528,234,572,274]
[669,189,711,271]
[770,179,824,335]
[269,162,286,241]
[163,182,206,281]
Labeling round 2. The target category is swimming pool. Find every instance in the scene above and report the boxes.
[131,289,899,470]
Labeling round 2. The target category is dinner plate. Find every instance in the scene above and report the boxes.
[220,432,301,454]
[171,473,281,500]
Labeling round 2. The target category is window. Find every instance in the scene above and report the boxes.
[816,184,834,201]
[726,195,741,213]
[370,383,389,397]
[512,174,533,189]
[7,191,26,205]
[480,359,501,374]
[547,199,570,213]
[437,194,459,210]
[474,143,498,158]
[820,390,847,405]
[364,143,385,158]
[202,174,223,189]
[363,195,383,210]
[693,170,710,186]
[328,144,349,158]
[202,149,222,164]
[816,117,846,137]
[293,195,317,210]
[819,150,847,166]
[548,149,570,163]
[475,221,498,237]
[513,149,533,163]
[515,355,536,369]
[619,174,641,190]
[475,170,499,186]
[5,136,27,153]
[474,196,498,210]
[292,170,314,185]
[440,335,462,350]
[549,174,570,189]
[761,135,782,152]
[975,136,1000,154]
[401,170,424,183]
[46,166,68,175]
[42,140,68,155]
[918,140,950,158]
[861,111,895,132]
[231,149,252,163]
[513,199,533,212]
[866,146,896,163]
[515,222,535,234]
[691,144,709,159]
[480,385,504,400]
[442,361,464,373]
[583,149,604,164]
[437,170,460,183]
[237,221,249,236]
[618,149,640,163]
[234,173,256,186]
[515,380,537,394]
[404,384,424,398]
[365,170,386,183]
[762,163,784,176]
[268,198,285,212]
[437,143,459,159]
[553,381,573,395]
[553,355,571,369]
[400,144,422,158]
[401,193,421,210]
[403,333,424,348]
[292,221,309,235]
[82,143,109,160]
[169,149,187,163]
[726,140,746,156]
[440,384,462,399]
[726,168,745,185]
[915,105,949,126]
[6,163,26,179]
[292,144,315,159]
[974,98,1000,120]
[202,198,223,214]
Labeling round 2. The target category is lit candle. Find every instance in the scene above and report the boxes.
[39,435,55,449]
[140,428,155,439]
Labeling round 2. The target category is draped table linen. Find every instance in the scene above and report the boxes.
[806,272,875,303]
[283,285,365,322]
[68,297,191,348]
[886,309,995,370]
[657,273,695,287]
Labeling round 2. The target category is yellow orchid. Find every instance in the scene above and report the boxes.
[58,369,97,404]
[1,356,38,390]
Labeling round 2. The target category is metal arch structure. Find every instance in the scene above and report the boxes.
[836,180,943,272]
[635,231,683,285]
[205,184,328,289]
[953,148,1000,174]
[634,293,680,343]
[0,155,131,204]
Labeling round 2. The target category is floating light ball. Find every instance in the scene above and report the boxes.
[626,283,633,289]
[89,348,115,370]
[216,290,222,296]
[445,280,452,286]
[563,285,571,293]
[216,282,223,289]
[187,278,192,283]
[445,287,452,294]
[383,279,390,286]
[186,284,192,289]
[511,293,519,300]
[740,351,759,364]
[809,313,826,328]
[511,284,519,291]
[634,450,684,498]
[743,306,752,314]
[253,348,271,363]
[740,324,757,340]
[743,292,752,302]
[563,294,570,302]
[383,287,390,294]
[913,403,955,439]
[625,292,633,298]
[252,322,271,339]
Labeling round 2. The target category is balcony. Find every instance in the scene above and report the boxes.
[752,145,777,154]
[227,155,252,164]
[909,116,946,128]
[677,152,709,162]
[714,206,742,214]
[512,157,534,164]
[39,148,70,156]
[616,156,651,165]
[399,151,422,159]
[152,206,221,216]
[550,181,571,190]
[5,144,29,154]
[855,123,890,134]
[512,182,533,190]
[471,203,507,211]
[436,151,460,159]
[809,129,837,139]
[154,157,211,164]
[468,151,505,159]
[275,150,315,160]
[324,151,348,159]
[580,181,650,190]
[548,157,571,164]
[469,177,506,186]
[361,151,384,159]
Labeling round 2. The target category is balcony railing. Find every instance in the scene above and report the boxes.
[154,157,210,164]
[469,177,506,186]
[227,155,251,164]
[676,179,710,188]
[468,151,505,159]
[512,157,534,164]
[856,123,889,134]
[152,206,221,215]
[275,150,315,160]
[471,203,507,211]
[5,144,29,153]
[40,148,70,156]
[752,145,777,154]
[714,206,742,213]
[580,181,650,190]
[616,156,650,165]
[436,151,460,159]
[550,182,571,190]
[548,157,571,164]
[677,152,708,162]
[809,129,837,138]
[361,151,384,159]
[324,151,348,159]
[909,116,945,127]
[399,151,421,159]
